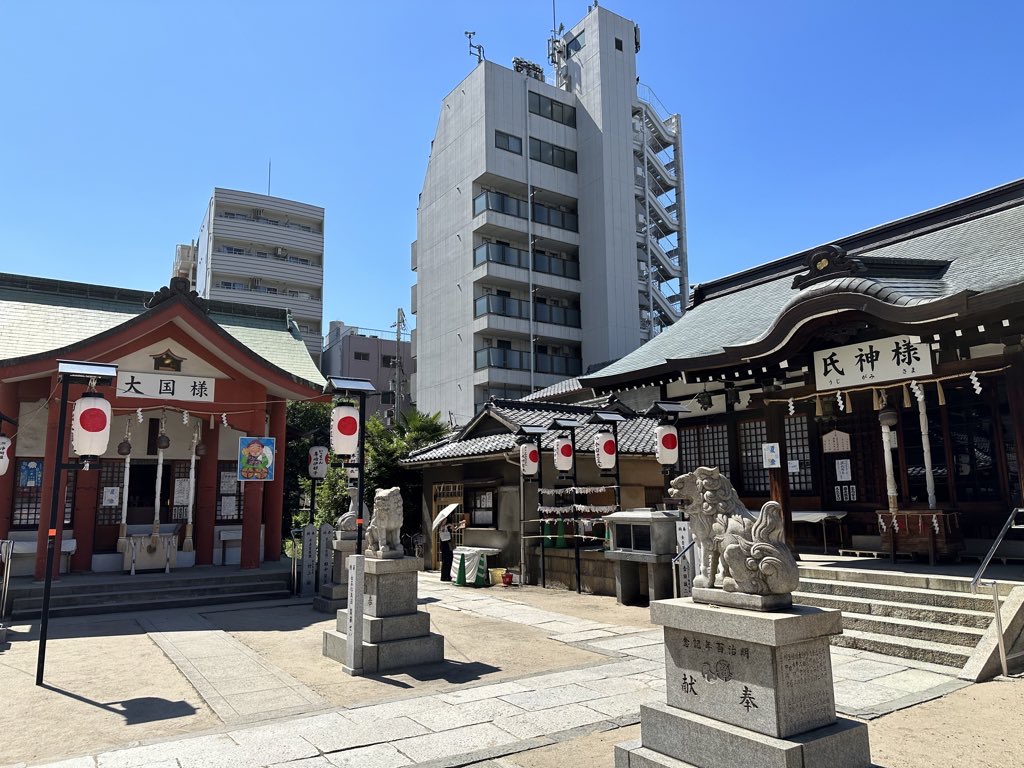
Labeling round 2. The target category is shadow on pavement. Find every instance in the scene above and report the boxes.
[402,659,500,684]
[41,683,197,725]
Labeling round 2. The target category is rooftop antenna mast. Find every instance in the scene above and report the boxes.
[465,31,485,64]
[547,1,565,67]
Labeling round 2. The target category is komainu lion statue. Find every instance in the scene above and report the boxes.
[364,487,404,559]
[669,467,799,596]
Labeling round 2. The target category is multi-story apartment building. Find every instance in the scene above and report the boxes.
[321,321,413,422]
[411,5,686,421]
[192,188,325,362]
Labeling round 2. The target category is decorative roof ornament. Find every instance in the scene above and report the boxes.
[144,276,209,313]
[791,244,867,290]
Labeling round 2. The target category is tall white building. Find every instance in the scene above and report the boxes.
[411,5,686,421]
[191,188,325,362]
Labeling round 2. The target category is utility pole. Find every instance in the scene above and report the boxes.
[393,308,406,422]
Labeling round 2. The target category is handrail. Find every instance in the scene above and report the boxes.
[970,507,1023,594]
[672,539,696,564]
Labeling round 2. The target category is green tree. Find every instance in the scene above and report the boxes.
[283,400,331,534]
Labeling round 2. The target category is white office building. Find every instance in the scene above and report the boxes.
[411,4,686,421]
[189,188,325,362]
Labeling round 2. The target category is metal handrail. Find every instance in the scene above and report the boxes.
[1,539,13,621]
[970,507,1024,677]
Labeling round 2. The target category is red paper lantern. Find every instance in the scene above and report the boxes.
[330,405,359,456]
[553,435,574,473]
[594,429,616,470]
[71,394,112,459]
[655,424,678,466]
[519,443,539,476]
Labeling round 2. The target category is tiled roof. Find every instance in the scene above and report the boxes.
[520,377,584,401]
[0,274,325,388]
[584,181,1024,384]
[404,398,658,465]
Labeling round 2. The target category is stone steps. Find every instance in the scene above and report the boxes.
[840,611,985,648]
[793,591,993,629]
[12,589,293,619]
[831,628,973,669]
[798,577,998,611]
[799,565,1016,597]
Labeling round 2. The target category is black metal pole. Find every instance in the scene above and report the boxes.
[612,422,622,511]
[310,477,319,592]
[36,375,70,687]
[537,435,546,589]
[355,394,366,555]
[570,426,581,594]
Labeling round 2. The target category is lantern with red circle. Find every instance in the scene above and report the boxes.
[308,445,329,479]
[654,424,679,467]
[594,429,616,471]
[519,443,539,477]
[331,404,359,456]
[0,435,11,476]
[71,394,112,459]
[553,434,574,473]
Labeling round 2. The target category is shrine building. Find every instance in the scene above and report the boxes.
[0,274,325,578]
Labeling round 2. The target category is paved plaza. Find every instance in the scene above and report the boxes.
[0,573,993,768]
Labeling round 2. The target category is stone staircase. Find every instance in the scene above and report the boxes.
[794,565,1011,672]
[7,568,293,620]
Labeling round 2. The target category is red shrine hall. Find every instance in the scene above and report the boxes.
[0,275,326,578]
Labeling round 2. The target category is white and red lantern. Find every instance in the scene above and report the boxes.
[0,435,11,476]
[594,429,616,470]
[71,395,112,458]
[519,443,539,477]
[654,424,678,466]
[330,404,359,456]
[308,445,329,479]
[553,435,574,473]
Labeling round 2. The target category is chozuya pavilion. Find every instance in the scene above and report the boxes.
[0,274,325,578]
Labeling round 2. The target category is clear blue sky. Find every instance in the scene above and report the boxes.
[2,1,1022,334]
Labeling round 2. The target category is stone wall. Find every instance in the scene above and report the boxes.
[526,546,620,596]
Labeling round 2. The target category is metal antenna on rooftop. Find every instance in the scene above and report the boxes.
[267,158,272,196]
[465,31,485,64]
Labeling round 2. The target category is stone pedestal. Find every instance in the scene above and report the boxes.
[313,538,357,613]
[322,556,443,673]
[615,598,871,768]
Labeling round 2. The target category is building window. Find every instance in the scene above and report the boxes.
[354,351,370,361]
[785,415,814,494]
[96,460,125,526]
[382,355,397,368]
[380,391,395,405]
[466,488,494,527]
[217,462,242,521]
[679,424,731,479]
[473,190,578,232]
[565,32,584,58]
[529,137,577,173]
[615,37,623,51]
[528,91,577,128]
[495,130,523,155]
[738,419,770,495]
[12,458,44,528]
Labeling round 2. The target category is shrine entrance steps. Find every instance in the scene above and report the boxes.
[794,563,1021,675]
[6,565,292,620]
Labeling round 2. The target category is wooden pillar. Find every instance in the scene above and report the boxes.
[70,466,99,572]
[1003,342,1024,505]
[195,417,220,566]
[0,380,19,540]
[263,396,286,562]
[34,376,70,581]
[240,401,266,569]
[765,403,795,552]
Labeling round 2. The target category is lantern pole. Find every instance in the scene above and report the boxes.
[356,392,366,556]
[36,360,117,687]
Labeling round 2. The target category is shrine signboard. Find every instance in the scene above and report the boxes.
[813,334,933,391]
[117,371,216,401]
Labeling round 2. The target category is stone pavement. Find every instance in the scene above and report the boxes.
[21,575,971,767]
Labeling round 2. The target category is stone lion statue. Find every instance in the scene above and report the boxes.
[364,486,404,559]
[669,467,799,596]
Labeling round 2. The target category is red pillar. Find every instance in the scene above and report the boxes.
[35,376,72,581]
[240,397,266,569]
[263,396,286,562]
[0,380,19,541]
[71,465,99,572]
[195,417,220,566]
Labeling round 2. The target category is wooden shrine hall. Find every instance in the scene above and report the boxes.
[0,274,325,578]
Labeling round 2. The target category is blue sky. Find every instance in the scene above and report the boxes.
[1,1,1022,334]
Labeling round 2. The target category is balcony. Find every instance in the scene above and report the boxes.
[473,191,579,234]
[211,214,323,253]
[208,285,322,320]
[534,302,580,328]
[474,348,582,377]
[212,251,322,288]
[474,295,581,330]
[473,243,580,280]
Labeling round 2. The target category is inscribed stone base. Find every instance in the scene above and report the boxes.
[617,702,870,768]
[313,595,347,613]
[692,587,792,612]
[653,599,842,738]
[322,628,444,674]
[337,608,431,643]
[331,538,358,583]
[363,556,422,618]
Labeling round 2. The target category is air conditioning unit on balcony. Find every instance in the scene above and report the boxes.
[275,247,287,257]
[252,277,262,287]
[253,208,264,218]
[482,287,494,295]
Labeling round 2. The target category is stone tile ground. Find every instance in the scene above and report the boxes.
[9,573,975,767]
